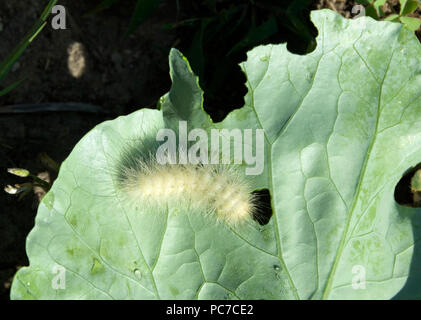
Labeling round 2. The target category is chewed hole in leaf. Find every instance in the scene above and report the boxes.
[251,189,273,225]
[394,162,421,208]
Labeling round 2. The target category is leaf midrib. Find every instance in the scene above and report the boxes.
[321,45,396,299]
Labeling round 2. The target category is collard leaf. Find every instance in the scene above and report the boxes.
[11,10,421,299]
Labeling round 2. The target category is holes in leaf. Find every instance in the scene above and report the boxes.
[251,188,273,225]
[173,1,318,122]
[394,163,421,208]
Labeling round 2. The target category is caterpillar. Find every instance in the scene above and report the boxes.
[121,158,256,226]
[115,131,259,227]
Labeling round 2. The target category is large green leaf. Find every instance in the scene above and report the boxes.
[11,9,421,299]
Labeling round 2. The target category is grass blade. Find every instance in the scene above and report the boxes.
[0,0,58,84]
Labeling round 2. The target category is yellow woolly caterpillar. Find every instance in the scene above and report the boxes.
[112,121,270,227]
[120,157,257,227]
